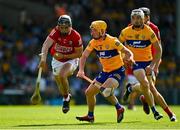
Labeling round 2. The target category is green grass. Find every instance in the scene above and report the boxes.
[0,105,179,129]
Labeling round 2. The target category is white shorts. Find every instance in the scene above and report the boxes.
[127,74,139,84]
[51,58,79,75]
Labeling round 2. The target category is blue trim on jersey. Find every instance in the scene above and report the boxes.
[96,66,125,86]
[126,40,151,48]
[133,61,151,70]
[95,49,119,59]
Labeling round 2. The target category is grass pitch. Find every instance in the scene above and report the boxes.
[0,105,179,129]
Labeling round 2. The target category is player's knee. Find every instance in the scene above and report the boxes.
[140,80,150,91]
[101,88,114,98]
[105,78,119,88]
[85,89,93,97]
[59,71,68,79]
[85,89,88,96]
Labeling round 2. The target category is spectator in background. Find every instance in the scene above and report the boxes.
[54,4,67,18]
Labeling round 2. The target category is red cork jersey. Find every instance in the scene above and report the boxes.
[49,26,82,62]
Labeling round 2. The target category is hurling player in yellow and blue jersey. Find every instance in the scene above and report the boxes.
[76,20,134,123]
[119,9,163,120]
[126,7,176,122]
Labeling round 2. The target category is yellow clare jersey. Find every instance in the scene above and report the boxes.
[119,25,158,62]
[86,34,124,72]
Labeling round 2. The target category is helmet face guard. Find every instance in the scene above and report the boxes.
[131,9,144,19]
[57,15,72,35]
[131,9,144,28]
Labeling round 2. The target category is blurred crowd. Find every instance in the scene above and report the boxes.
[0,0,179,105]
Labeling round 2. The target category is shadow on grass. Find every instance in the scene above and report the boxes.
[15,122,110,127]
[123,121,141,123]
[14,121,141,127]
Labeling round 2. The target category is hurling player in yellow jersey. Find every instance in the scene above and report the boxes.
[119,9,163,120]
[126,7,176,122]
[76,20,134,123]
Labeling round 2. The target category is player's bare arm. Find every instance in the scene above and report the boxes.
[121,46,134,61]
[121,46,134,65]
[77,49,91,78]
[153,40,162,75]
[38,37,54,70]
[151,41,162,68]
[146,41,162,75]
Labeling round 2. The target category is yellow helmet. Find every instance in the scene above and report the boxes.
[90,20,107,35]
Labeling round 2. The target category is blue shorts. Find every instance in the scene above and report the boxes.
[95,66,125,85]
[133,61,151,71]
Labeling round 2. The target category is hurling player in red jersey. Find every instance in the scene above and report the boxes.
[39,15,83,114]
[124,7,176,121]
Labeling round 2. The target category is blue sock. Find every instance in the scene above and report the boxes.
[88,111,94,117]
[151,106,157,114]
[128,86,132,93]
[115,103,121,110]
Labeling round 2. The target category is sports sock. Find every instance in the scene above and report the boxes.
[100,87,105,92]
[128,85,132,93]
[115,103,122,110]
[88,111,94,117]
[63,94,70,101]
[164,107,173,117]
[151,106,157,114]
[63,94,68,99]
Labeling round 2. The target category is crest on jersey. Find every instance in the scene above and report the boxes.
[115,42,120,47]
[141,35,145,40]
[135,34,140,39]
[69,41,73,45]
[105,44,109,49]
[99,45,103,50]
